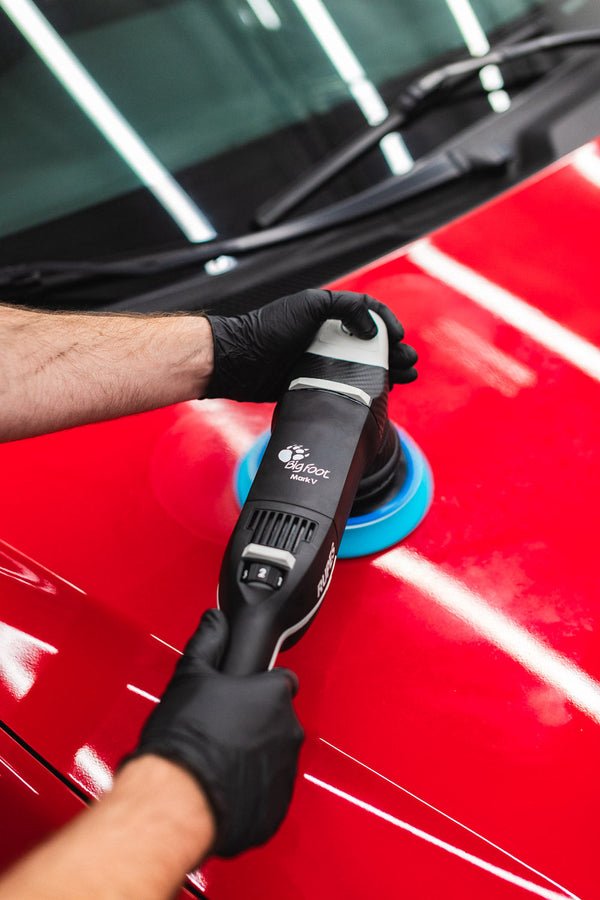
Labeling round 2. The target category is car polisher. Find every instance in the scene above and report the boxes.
[218,312,432,675]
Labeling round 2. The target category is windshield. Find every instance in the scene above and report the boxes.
[2,0,594,250]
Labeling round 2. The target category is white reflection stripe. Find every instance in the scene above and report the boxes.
[375,548,600,725]
[479,63,503,91]
[127,683,160,704]
[290,0,413,174]
[319,738,579,899]
[443,0,509,111]
[0,756,39,795]
[292,0,367,83]
[408,240,600,382]
[379,133,415,173]
[0,0,216,242]
[150,634,183,656]
[246,0,281,30]
[444,0,490,56]
[304,774,575,899]
[348,78,388,125]
[424,317,536,396]
[487,89,511,113]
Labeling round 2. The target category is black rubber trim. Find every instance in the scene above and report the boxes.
[0,718,89,804]
[0,148,486,292]
[0,719,209,899]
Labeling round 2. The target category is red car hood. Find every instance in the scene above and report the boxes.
[2,138,600,899]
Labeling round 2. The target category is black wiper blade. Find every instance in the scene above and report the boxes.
[4,29,597,296]
[255,28,600,228]
[0,147,510,293]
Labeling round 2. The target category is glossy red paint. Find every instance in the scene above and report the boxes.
[2,138,600,898]
[0,727,85,874]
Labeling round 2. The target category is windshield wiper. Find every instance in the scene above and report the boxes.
[2,29,598,295]
[0,147,510,292]
[255,29,600,228]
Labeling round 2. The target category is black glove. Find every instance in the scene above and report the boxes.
[205,289,417,402]
[125,609,304,858]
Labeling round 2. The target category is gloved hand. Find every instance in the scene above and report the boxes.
[124,609,304,858]
[205,289,417,402]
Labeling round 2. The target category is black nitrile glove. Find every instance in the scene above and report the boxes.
[125,609,304,858]
[205,289,417,402]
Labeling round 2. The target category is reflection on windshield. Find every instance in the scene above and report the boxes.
[0,0,563,243]
[444,0,511,111]
[246,0,282,31]
[291,0,413,175]
[1,0,216,242]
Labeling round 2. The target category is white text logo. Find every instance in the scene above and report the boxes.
[317,542,337,598]
[278,444,330,483]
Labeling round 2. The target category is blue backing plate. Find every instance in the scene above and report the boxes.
[234,426,433,558]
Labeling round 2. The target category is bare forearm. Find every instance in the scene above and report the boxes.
[0,756,216,900]
[0,305,213,442]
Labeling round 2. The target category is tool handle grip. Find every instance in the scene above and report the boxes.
[220,608,280,675]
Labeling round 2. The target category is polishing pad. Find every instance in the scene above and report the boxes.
[235,425,433,558]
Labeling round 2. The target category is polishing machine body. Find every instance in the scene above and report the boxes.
[218,313,390,674]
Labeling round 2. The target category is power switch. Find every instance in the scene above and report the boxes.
[241,563,284,589]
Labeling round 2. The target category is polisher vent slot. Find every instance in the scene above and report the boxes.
[247,509,316,553]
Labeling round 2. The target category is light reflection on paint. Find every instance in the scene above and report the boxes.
[290,0,413,174]
[72,745,113,795]
[0,543,86,596]
[423,317,536,397]
[190,399,262,456]
[187,869,209,892]
[304,774,578,899]
[319,738,578,899]
[408,239,600,383]
[127,683,160,704]
[0,756,39,795]
[0,623,58,700]
[375,547,600,726]
[150,634,183,656]
[0,550,57,594]
[572,143,600,189]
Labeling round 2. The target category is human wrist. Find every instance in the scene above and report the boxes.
[114,754,217,867]
[167,315,214,400]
